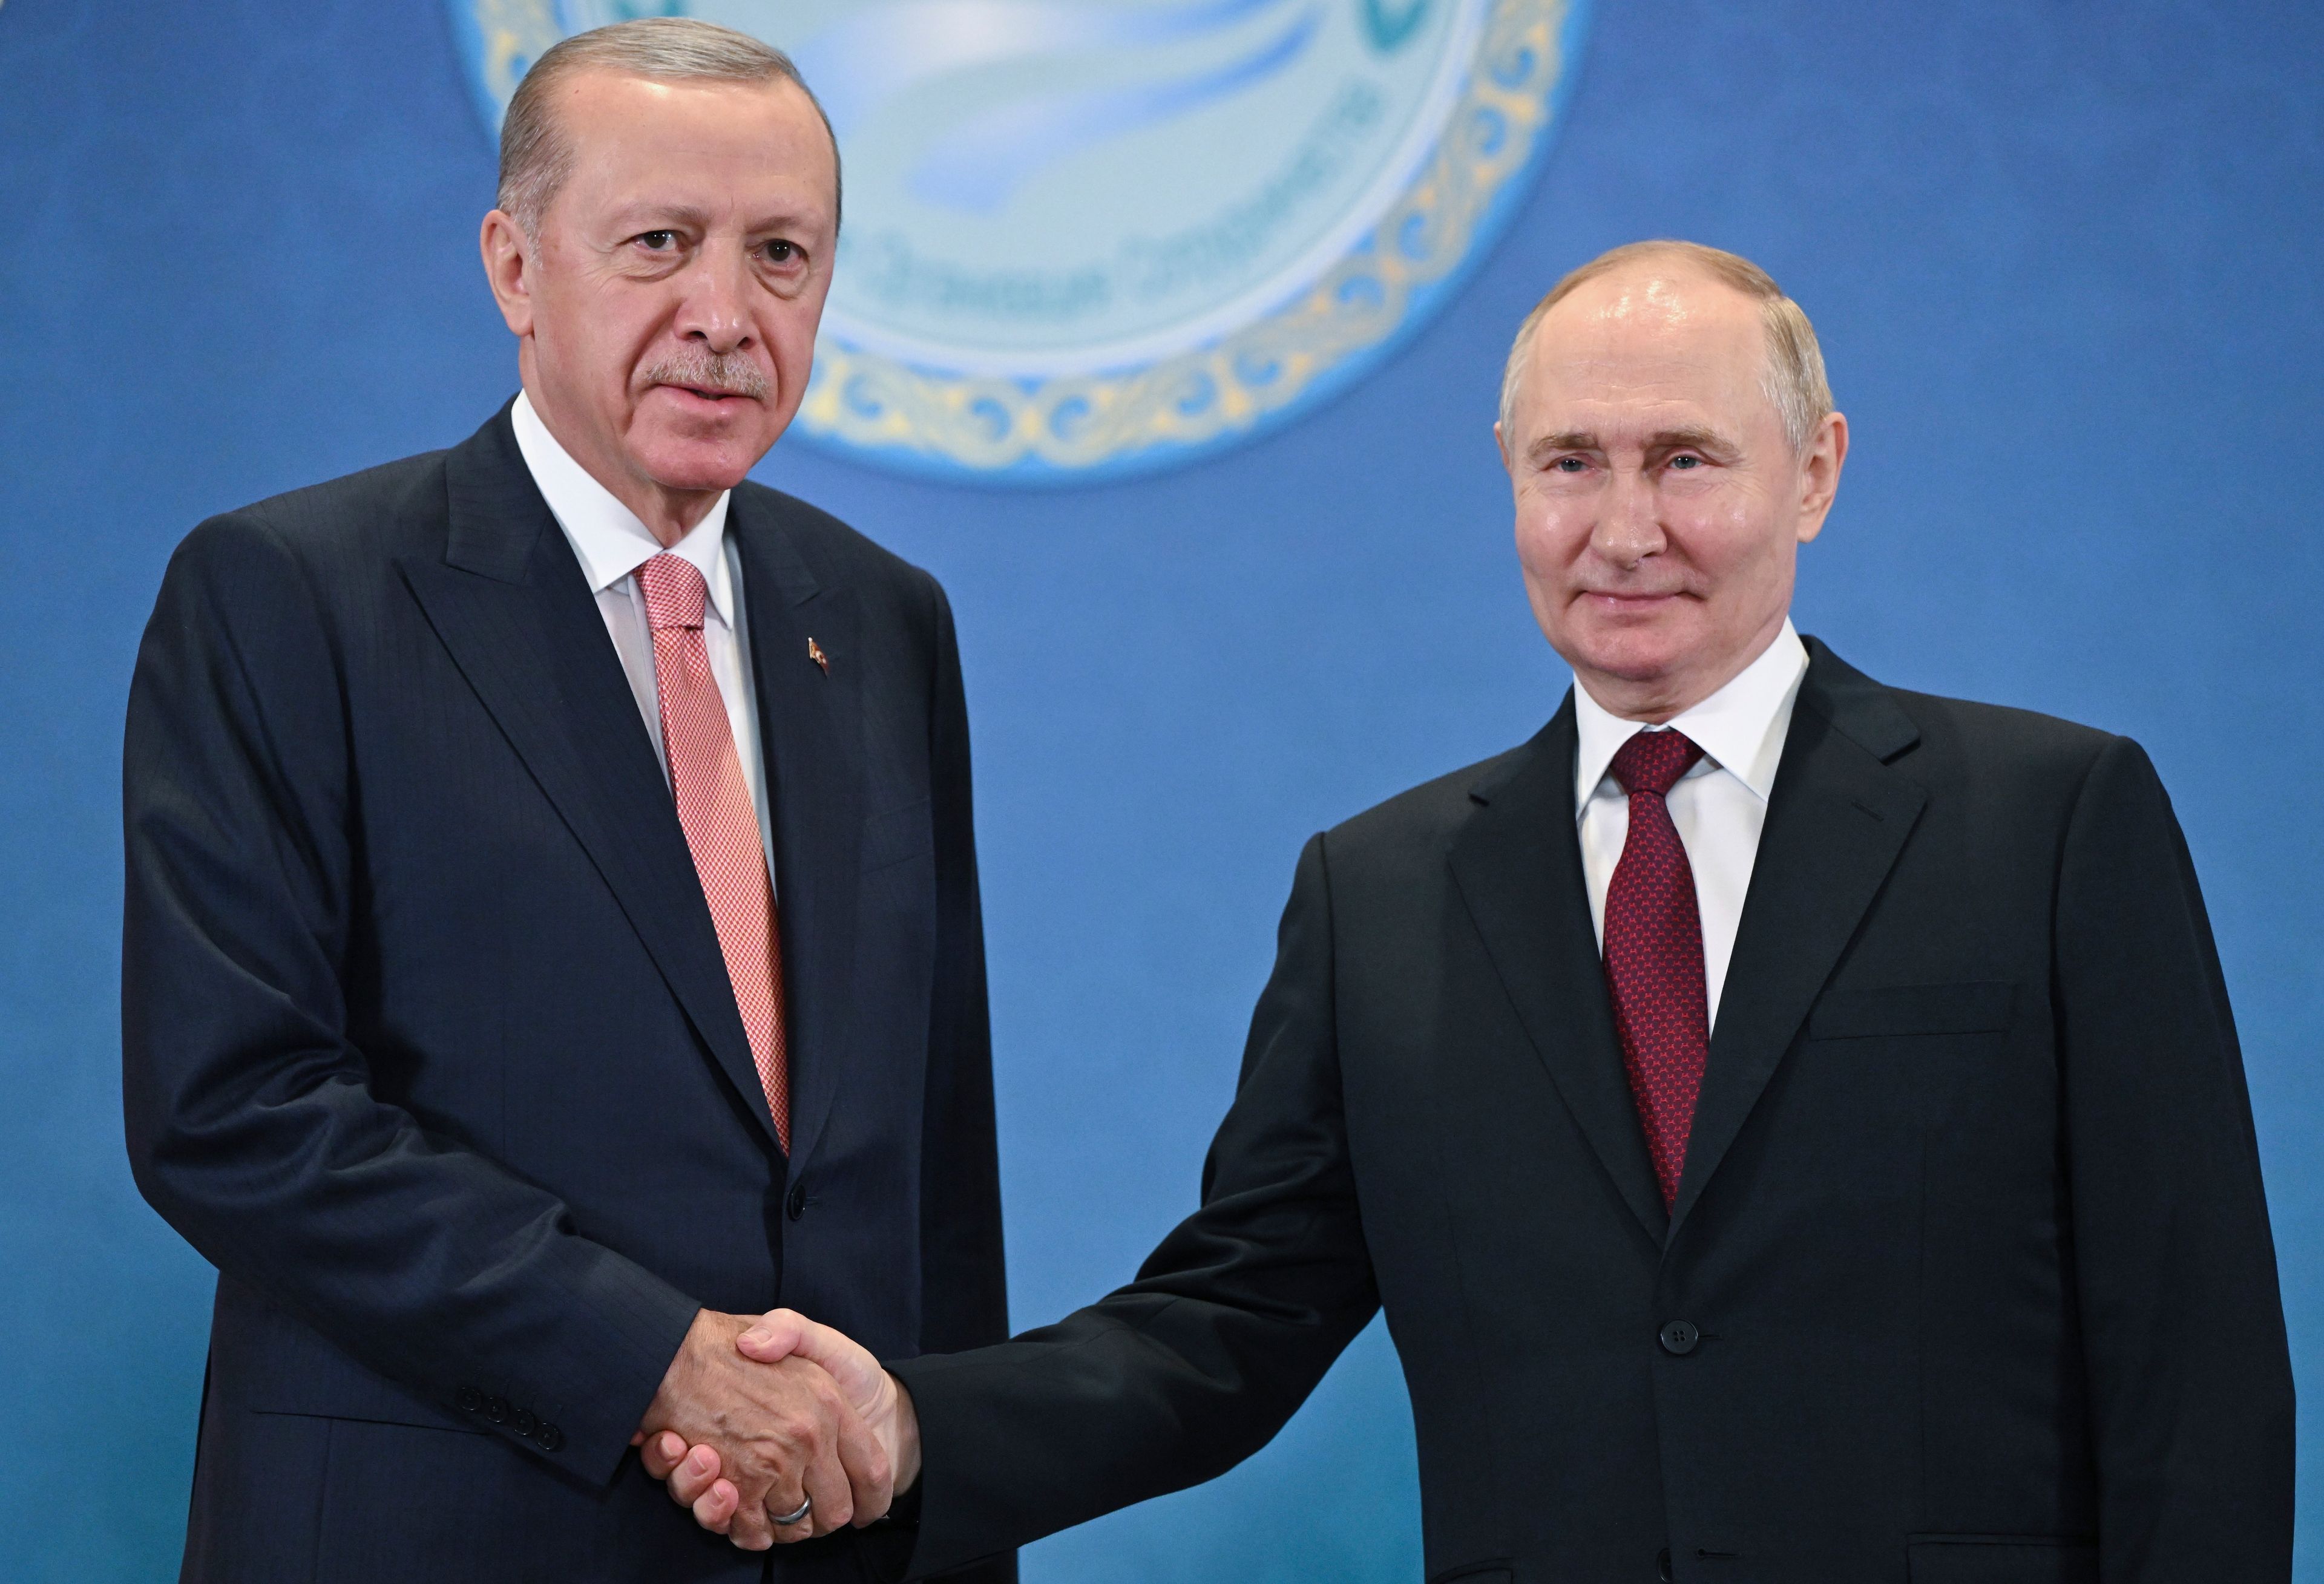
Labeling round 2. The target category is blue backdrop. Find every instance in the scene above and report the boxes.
[3,2,2320,1580]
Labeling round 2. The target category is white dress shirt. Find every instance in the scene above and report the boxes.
[1572,620,1809,1034]
[510,390,778,888]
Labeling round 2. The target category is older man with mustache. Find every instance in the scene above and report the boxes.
[123,19,1009,1582]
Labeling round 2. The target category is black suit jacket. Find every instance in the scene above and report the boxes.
[123,407,1011,1583]
[890,641,2291,1584]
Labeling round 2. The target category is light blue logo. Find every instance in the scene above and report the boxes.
[450,0,1590,480]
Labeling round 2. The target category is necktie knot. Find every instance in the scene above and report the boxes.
[637,553,707,633]
[1609,728,1704,799]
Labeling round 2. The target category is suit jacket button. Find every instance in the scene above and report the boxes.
[513,1407,537,1436]
[1658,1320,1700,1356]
[539,1423,564,1453]
[485,1395,510,1424]
[456,1387,482,1414]
[786,1182,807,1220]
[1656,1546,1674,1582]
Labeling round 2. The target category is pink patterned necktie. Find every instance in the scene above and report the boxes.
[1602,728,1709,1208]
[635,554,790,1153]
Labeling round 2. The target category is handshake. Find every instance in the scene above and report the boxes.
[629,1308,918,1551]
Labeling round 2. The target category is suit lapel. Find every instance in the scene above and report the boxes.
[1667,641,1926,1237]
[399,408,782,1151]
[1448,703,1669,1242]
[730,497,865,1173]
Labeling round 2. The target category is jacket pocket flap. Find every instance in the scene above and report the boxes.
[1427,1563,1512,1584]
[1810,981,2018,1040]
[1908,1536,2096,1583]
[211,1280,482,1435]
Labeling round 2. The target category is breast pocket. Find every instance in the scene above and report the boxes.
[1791,981,2026,1148]
[1808,981,2018,1041]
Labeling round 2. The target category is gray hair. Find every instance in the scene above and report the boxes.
[1498,240,1832,453]
[497,17,841,237]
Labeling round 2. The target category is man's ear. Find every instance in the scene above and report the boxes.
[1793,410,1849,545]
[479,210,536,339]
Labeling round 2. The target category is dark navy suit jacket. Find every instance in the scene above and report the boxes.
[890,645,2293,1584]
[123,406,1011,1582]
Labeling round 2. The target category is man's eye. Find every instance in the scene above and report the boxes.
[763,240,800,265]
[636,231,677,250]
[1669,454,1702,470]
[1554,456,1589,473]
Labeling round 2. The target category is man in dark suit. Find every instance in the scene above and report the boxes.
[662,240,2294,1582]
[122,19,1007,1580]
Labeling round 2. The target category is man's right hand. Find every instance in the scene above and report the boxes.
[644,1308,923,1540]
[632,1309,894,1550]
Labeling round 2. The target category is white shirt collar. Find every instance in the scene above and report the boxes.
[510,389,736,626]
[1571,620,1810,819]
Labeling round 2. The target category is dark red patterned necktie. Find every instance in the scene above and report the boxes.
[1602,729,1709,1208]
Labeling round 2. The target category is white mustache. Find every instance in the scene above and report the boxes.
[642,350,769,401]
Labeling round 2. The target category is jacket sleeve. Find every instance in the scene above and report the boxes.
[916,574,1010,1358]
[888,831,1382,1579]
[2055,736,2295,1580]
[121,512,700,1486]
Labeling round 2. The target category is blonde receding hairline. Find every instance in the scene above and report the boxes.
[1497,240,1833,453]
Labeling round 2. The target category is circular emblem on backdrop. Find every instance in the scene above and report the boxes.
[449,0,1590,480]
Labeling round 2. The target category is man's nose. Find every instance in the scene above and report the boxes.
[675,246,753,353]
[1590,464,1665,566]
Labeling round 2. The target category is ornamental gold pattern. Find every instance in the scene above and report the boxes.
[798,0,1570,474]
[470,0,560,117]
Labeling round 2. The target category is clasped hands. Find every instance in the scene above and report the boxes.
[630,1307,919,1550]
